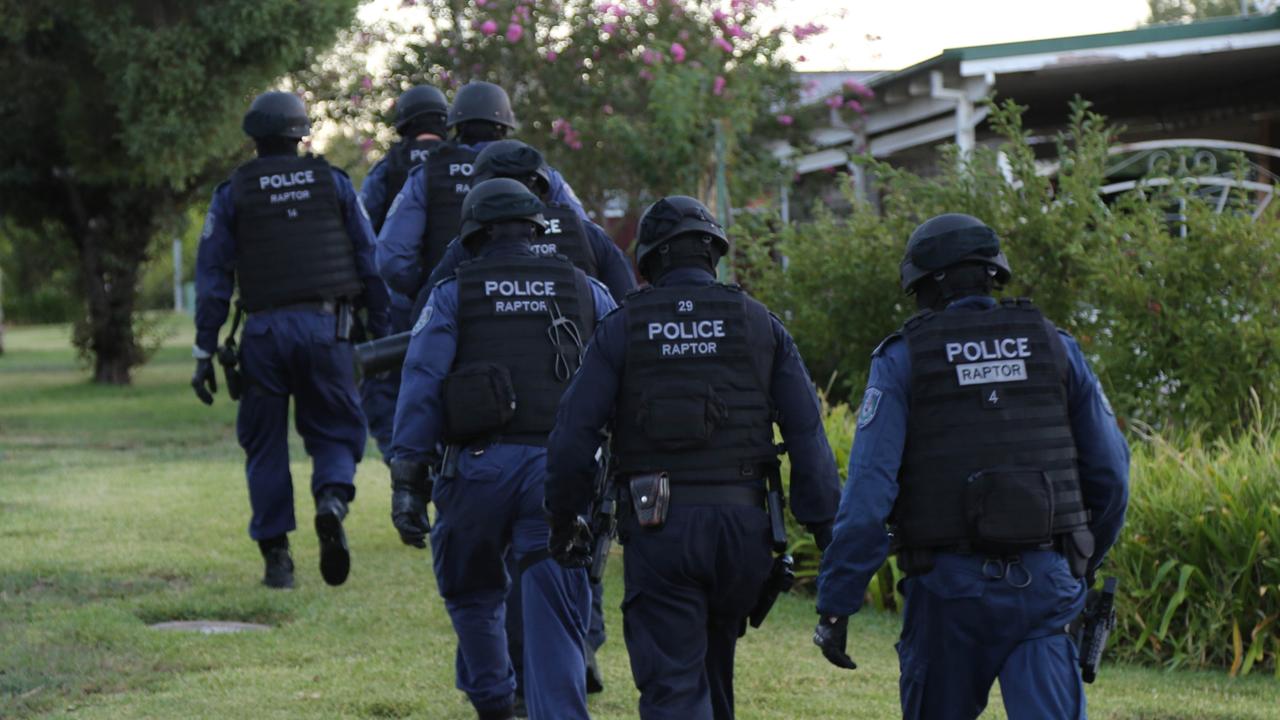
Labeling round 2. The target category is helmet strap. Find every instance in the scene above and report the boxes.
[481,220,537,250]
[456,121,509,144]
[401,114,446,139]
[644,234,718,282]
[255,137,300,157]
[915,262,997,311]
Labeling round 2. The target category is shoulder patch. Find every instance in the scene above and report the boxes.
[872,332,903,358]
[1097,382,1115,416]
[200,208,216,240]
[857,388,883,429]
[356,196,371,222]
[411,303,434,336]
[386,191,405,220]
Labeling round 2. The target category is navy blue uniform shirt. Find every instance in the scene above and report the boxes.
[815,294,1130,617]
[390,238,617,463]
[544,266,841,527]
[195,165,390,355]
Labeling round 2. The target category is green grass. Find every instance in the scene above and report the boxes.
[2,317,1278,719]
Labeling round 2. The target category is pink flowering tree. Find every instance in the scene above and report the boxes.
[311,0,834,219]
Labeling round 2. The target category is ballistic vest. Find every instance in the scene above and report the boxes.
[613,283,777,482]
[531,204,598,279]
[893,299,1090,550]
[377,137,442,230]
[230,155,362,312]
[453,253,595,445]
[420,144,478,278]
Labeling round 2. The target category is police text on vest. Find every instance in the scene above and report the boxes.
[649,320,725,357]
[485,279,556,314]
[946,338,1031,386]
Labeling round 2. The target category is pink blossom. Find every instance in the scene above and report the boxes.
[670,42,687,63]
[480,19,498,35]
[505,23,524,42]
[678,29,689,40]
[802,79,818,91]
[797,54,807,62]
[727,24,748,39]
[642,49,661,65]
[476,0,487,5]
[349,93,363,106]
[602,104,614,115]
[360,137,375,152]
[545,50,559,62]
[713,75,726,96]
[792,22,827,42]
[712,9,729,22]
[361,76,373,90]
[842,79,875,99]
[602,22,617,35]
[825,95,843,109]
[776,114,793,126]
[713,36,733,52]
[514,5,531,19]
[844,99,864,112]
[639,69,654,81]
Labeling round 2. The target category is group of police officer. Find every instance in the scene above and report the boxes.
[193,81,1130,720]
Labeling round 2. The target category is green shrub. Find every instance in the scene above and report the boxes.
[1108,403,1280,675]
[742,99,1280,436]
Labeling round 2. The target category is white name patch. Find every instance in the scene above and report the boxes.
[956,359,1027,386]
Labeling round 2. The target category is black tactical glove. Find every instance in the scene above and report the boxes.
[548,512,592,570]
[813,615,857,670]
[390,459,434,549]
[807,522,834,553]
[192,357,217,405]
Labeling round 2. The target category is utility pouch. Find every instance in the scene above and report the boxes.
[442,363,517,444]
[964,468,1055,553]
[636,381,727,451]
[628,472,670,528]
[336,301,354,342]
[1064,528,1096,579]
[217,342,244,401]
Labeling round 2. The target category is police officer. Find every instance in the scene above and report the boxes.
[193,91,390,589]
[545,196,841,720]
[814,214,1130,719]
[359,84,450,461]
[388,178,616,720]
[423,138,634,703]
[376,81,588,306]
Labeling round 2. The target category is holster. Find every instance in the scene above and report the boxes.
[217,305,246,402]
[628,472,670,528]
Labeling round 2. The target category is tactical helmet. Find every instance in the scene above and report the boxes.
[633,196,729,271]
[459,177,547,244]
[447,81,517,129]
[394,84,449,133]
[900,213,1011,292]
[242,91,310,139]
[473,140,551,190]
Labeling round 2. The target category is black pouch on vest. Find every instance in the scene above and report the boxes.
[442,363,516,444]
[628,472,670,528]
[636,382,728,451]
[964,468,1055,553]
[1064,527,1096,578]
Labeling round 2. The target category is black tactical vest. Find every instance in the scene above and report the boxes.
[230,155,362,312]
[377,137,442,230]
[893,299,1090,551]
[421,144,478,277]
[530,204,598,279]
[613,284,777,482]
[453,254,595,445]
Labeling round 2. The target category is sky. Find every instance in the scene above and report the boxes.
[364,0,1156,72]
[771,0,1154,70]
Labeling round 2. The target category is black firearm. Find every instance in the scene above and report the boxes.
[748,459,795,629]
[354,331,412,377]
[217,305,245,401]
[1073,576,1118,683]
[587,437,615,584]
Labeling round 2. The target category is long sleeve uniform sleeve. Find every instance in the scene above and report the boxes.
[1059,331,1130,572]
[584,222,637,303]
[334,170,390,337]
[545,166,589,221]
[360,159,390,235]
[425,237,473,291]
[376,166,430,298]
[770,317,841,527]
[815,338,911,617]
[390,281,459,463]
[194,183,237,356]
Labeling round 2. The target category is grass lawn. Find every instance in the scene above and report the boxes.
[2,318,1278,719]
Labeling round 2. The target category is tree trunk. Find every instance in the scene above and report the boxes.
[78,223,143,385]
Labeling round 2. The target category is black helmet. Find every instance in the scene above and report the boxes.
[395,85,449,133]
[634,196,729,271]
[459,177,547,245]
[448,81,517,129]
[900,213,1011,292]
[242,91,310,139]
[473,140,551,190]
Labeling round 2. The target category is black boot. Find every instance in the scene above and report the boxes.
[586,645,604,693]
[258,537,294,589]
[477,703,515,720]
[315,492,350,587]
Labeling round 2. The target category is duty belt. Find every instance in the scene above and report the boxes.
[252,300,338,316]
[669,483,765,508]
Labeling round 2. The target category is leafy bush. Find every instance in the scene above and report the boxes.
[742,99,1280,436]
[1108,404,1280,675]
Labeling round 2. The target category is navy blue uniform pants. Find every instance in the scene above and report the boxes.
[236,311,366,541]
[430,444,590,719]
[504,555,607,692]
[896,551,1087,720]
[359,301,412,461]
[620,504,773,720]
